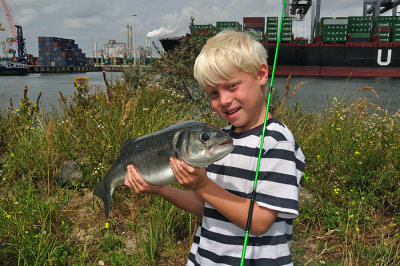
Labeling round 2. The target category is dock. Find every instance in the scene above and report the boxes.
[28,64,148,73]
[28,65,101,73]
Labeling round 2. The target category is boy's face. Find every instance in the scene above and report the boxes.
[205,64,268,133]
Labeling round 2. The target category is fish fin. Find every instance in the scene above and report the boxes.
[120,138,137,153]
[94,179,112,219]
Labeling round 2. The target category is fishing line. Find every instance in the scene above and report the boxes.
[240,0,287,264]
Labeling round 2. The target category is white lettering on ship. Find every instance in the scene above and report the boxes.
[377,49,392,66]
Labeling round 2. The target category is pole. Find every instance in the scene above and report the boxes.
[132,14,137,65]
[240,0,286,265]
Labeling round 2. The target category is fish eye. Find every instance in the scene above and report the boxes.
[200,132,210,142]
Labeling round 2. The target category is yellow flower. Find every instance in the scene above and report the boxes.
[356,227,360,232]
[138,133,142,136]
[7,214,11,219]
[317,155,320,160]
[333,97,338,102]
[105,222,109,229]
[25,231,28,234]
[2,178,5,181]
[16,109,20,112]
[355,151,360,155]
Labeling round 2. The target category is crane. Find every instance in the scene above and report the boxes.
[0,0,28,62]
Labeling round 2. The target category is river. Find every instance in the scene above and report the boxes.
[1,72,399,115]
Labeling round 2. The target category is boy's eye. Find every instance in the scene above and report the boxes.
[229,84,237,89]
[209,91,219,99]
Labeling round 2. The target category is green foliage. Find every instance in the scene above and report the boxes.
[0,38,399,265]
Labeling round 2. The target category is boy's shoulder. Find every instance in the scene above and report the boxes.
[223,117,289,139]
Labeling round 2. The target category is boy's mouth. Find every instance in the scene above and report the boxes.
[225,107,241,116]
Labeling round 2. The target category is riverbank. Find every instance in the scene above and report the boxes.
[0,74,399,264]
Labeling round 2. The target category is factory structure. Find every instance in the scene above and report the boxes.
[91,24,153,66]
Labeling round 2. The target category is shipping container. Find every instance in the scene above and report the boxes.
[38,36,86,66]
[216,21,242,33]
[243,17,265,24]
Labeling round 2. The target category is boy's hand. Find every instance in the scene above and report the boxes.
[169,157,209,191]
[124,165,163,195]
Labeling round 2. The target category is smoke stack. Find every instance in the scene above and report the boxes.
[126,25,130,57]
[146,37,152,57]
[130,27,133,59]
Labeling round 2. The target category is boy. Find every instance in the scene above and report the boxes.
[125,30,305,265]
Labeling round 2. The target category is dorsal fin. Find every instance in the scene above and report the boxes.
[119,138,137,153]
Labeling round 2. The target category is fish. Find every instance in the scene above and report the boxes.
[94,120,234,218]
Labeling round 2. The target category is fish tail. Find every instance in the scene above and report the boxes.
[94,179,112,219]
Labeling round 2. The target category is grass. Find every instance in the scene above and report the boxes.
[0,70,399,265]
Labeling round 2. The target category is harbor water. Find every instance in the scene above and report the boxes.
[1,72,399,115]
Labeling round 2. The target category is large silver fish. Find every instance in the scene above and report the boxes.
[94,120,234,218]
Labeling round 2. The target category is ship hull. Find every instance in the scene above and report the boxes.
[0,61,29,76]
[265,44,400,77]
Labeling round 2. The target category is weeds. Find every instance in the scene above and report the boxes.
[0,51,399,264]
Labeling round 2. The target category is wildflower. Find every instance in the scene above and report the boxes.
[105,222,109,229]
[62,221,65,225]
[333,97,338,102]
[317,155,320,160]
[356,227,360,232]
[98,260,105,266]
[354,151,360,155]
[138,133,142,136]
[334,188,340,194]
[2,178,5,181]
[25,231,28,234]
[7,214,11,219]
[16,109,19,112]
[335,212,339,215]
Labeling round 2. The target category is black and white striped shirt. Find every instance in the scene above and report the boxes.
[187,118,306,266]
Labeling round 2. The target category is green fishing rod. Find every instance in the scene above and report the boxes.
[240,1,287,265]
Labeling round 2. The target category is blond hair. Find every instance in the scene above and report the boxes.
[194,30,268,88]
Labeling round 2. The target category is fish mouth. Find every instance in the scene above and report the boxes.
[219,139,233,146]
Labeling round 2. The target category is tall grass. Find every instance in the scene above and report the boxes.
[0,69,399,265]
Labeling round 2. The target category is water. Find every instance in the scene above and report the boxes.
[0,72,121,113]
[1,72,399,115]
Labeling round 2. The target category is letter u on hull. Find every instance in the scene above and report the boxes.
[377,49,392,66]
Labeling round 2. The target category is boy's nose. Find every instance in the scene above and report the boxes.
[219,91,232,106]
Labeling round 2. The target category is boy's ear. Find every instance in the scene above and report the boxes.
[258,63,269,85]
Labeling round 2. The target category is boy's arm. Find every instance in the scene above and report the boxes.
[125,165,205,217]
[170,158,278,236]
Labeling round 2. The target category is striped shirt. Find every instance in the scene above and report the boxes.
[187,118,306,266]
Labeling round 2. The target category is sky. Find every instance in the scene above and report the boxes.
[0,0,398,58]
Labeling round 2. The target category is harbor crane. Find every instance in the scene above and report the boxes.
[364,0,400,16]
[0,0,28,62]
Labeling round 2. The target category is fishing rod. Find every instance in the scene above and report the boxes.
[240,0,287,265]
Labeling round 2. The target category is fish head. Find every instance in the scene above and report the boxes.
[177,122,233,167]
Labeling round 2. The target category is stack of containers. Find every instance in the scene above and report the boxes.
[322,18,348,42]
[374,16,400,42]
[266,17,278,42]
[348,16,372,42]
[393,22,400,42]
[38,37,86,66]
[281,17,293,42]
[242,17,265,42]
[190,24,216,40]
[216,21,242,34]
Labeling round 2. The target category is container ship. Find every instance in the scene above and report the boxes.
[160,0,400,77]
